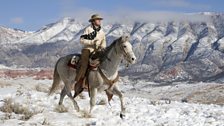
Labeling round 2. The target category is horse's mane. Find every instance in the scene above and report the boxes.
[105,39,118,54]
[99,38,120,62]
[89,37,122,63]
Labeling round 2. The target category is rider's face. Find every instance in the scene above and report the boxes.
[93,19,101,26]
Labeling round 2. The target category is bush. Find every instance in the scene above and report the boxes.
[0,98,41,120]
[35,84,49,93]
[54,105,68,113]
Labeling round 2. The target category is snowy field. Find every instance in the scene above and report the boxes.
[0,77,223,126]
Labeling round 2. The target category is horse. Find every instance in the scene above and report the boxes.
[48,35,136,118]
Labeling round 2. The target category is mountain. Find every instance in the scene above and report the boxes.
[0,26,32,44]
[1,13,224,82]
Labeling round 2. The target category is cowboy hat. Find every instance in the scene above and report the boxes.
[89,14,103,22]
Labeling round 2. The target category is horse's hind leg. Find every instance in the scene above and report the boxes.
[59,86,66,105]
[64,81,80,112]
[89,87,97,113]
[112,85,126,119]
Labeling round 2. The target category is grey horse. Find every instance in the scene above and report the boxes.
[49,35,136,118]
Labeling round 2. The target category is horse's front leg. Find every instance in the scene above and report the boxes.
[112,85,126,119]
[89,87,97,113]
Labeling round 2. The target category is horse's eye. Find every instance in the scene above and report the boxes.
[123,46,126,48]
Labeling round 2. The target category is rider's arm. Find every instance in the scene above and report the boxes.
[101,34,106,48]
[80,28,95,46]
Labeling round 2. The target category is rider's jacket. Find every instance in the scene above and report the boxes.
[80,25,106,52]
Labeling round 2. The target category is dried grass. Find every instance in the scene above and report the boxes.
[54,105,68,113]
[97,99,107,105]
[42,118,50,125]
[0,82,12,88]
[35,84,49,93]
[80,109,92,118]
[0,98,41,120]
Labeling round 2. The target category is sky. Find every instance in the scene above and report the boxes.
[0,0,223,31]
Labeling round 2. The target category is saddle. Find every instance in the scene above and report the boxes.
[67,52,101,70]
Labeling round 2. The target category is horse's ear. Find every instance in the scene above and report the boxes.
[121,35,130,42]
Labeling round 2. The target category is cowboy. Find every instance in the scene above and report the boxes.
[75,14,106,85]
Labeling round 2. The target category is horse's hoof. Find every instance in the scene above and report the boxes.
[120,113,126,119]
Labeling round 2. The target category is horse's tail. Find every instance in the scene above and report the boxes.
[48,60,61,95]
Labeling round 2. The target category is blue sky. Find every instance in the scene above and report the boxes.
[0,0,223,31]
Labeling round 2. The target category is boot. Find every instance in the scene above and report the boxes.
[74,49,90,97]
[74,78,85,98]
[75,49,90,81]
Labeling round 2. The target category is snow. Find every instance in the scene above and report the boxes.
[0,65,10,69]
[1,12,224,126]
[0,77,223,126]
[0,26,32,44]
[1,14,224,82]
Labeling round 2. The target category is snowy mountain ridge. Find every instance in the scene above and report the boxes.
[1,13,224,82]
[0,26,32,44]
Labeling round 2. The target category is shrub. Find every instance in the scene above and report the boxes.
[0,98,41,120]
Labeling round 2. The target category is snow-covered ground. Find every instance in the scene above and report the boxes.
[0,77,223,126]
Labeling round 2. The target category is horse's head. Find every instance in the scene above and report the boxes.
[116,35,136,64]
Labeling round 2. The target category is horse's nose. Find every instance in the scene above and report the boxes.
[132,57,135,61]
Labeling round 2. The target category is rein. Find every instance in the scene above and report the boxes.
[85,66,119,98]
[98,67,119,89]
[120,45,129,58]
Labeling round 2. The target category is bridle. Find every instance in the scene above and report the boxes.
[120,44,130,59]
[103,39,133,67]
[113,40,129,57]
[114,41,133,67]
